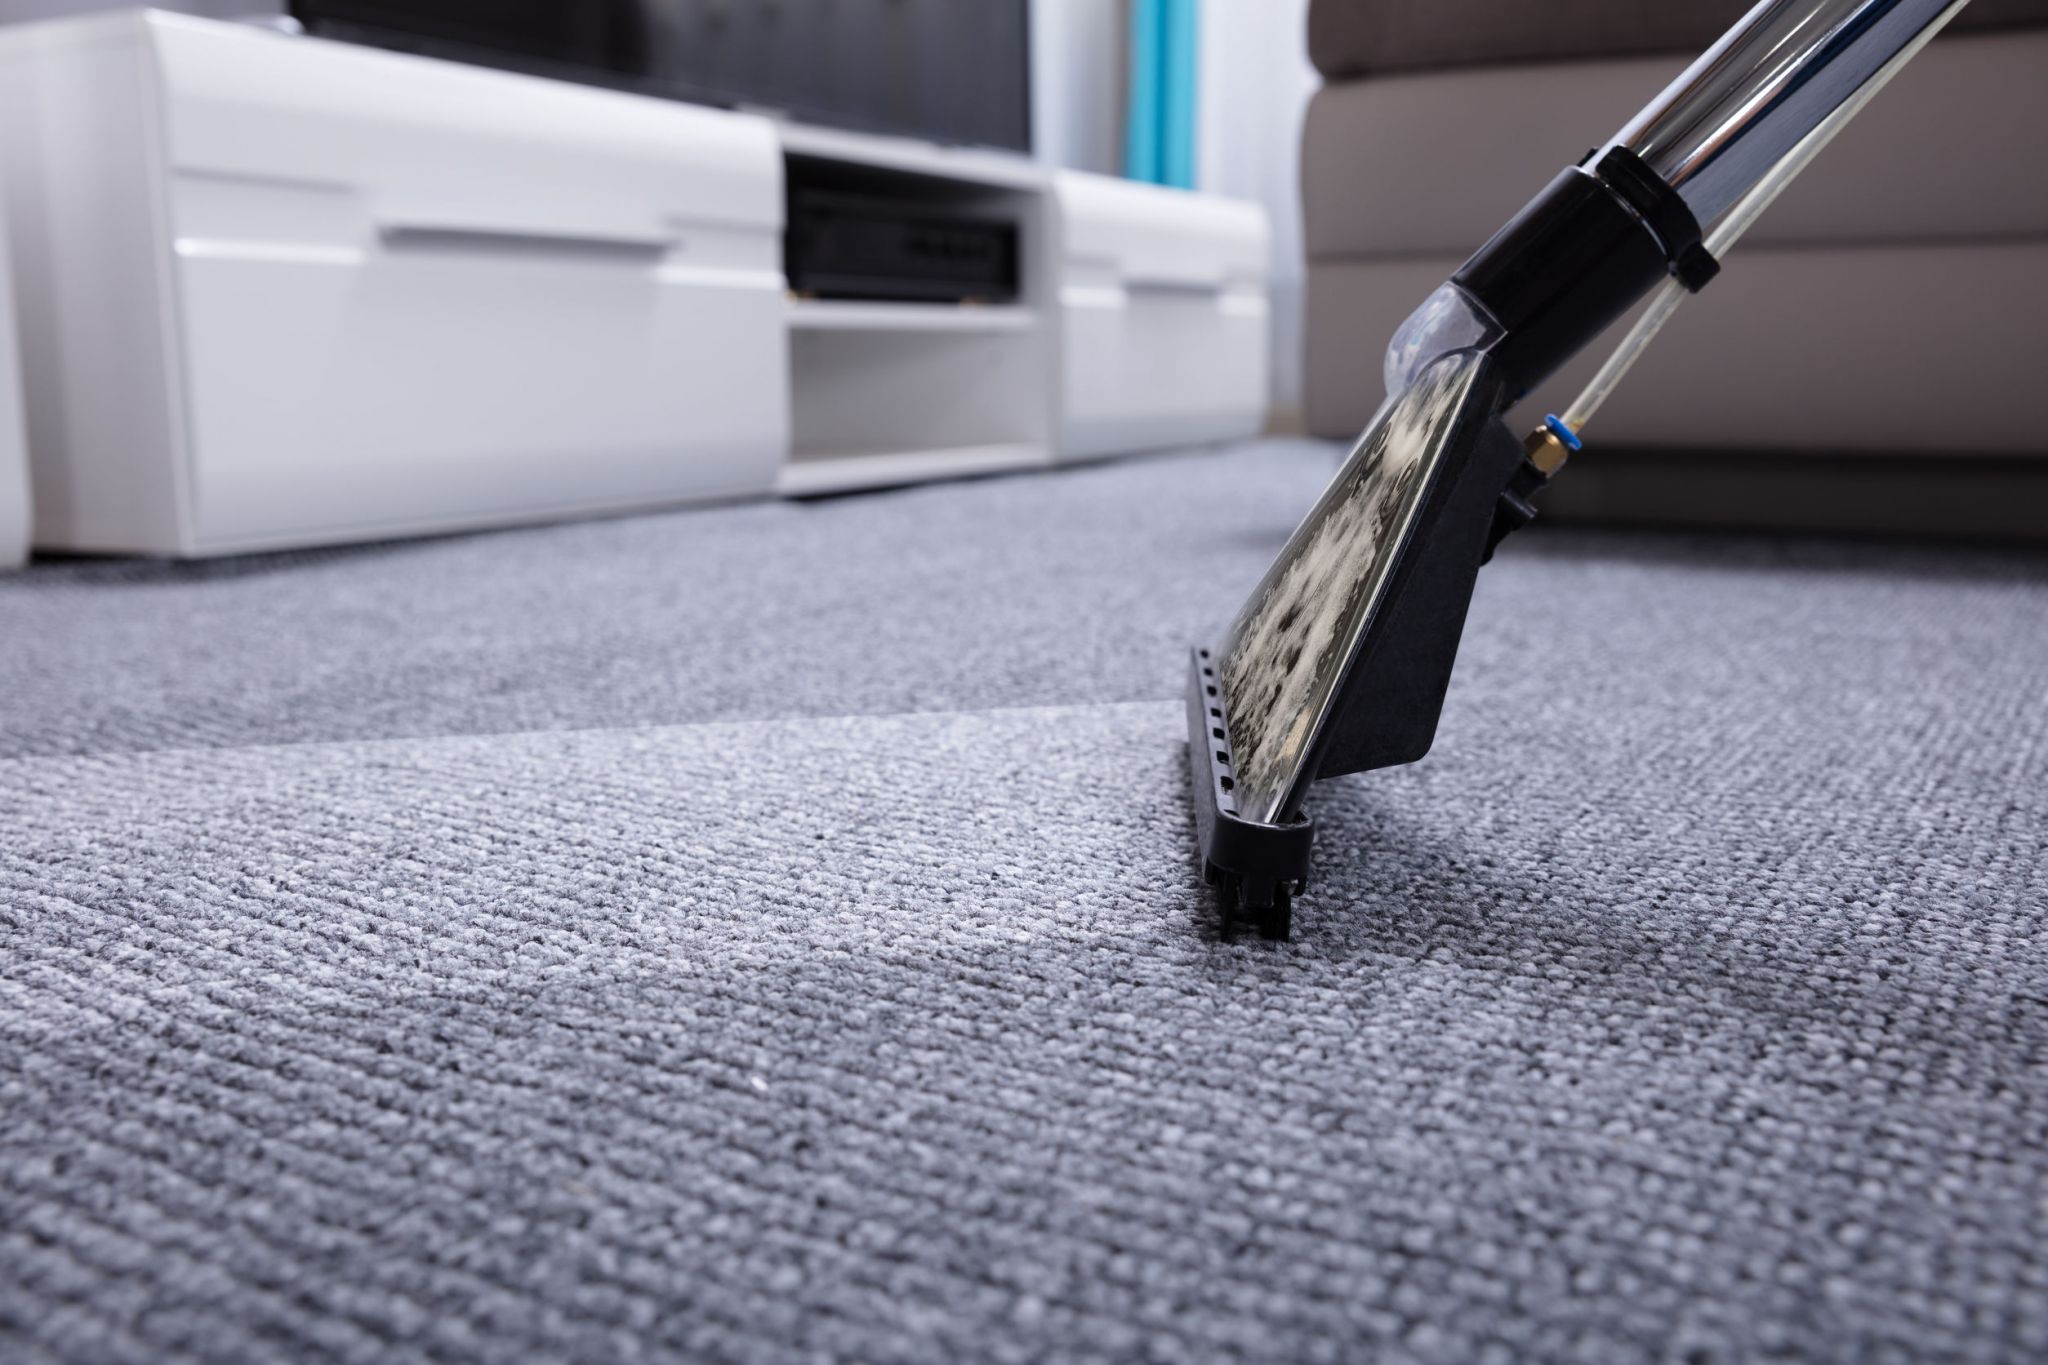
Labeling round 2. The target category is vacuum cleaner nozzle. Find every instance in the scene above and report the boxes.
[1191,350,1536,940]
[1187,0,1961,939]
[1187,139,1711,939]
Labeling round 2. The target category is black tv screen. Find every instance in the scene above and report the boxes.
[290,1,1033,154]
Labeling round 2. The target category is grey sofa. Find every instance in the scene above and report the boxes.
[1301,1,2048,537]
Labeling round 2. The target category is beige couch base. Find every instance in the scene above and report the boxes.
[1534,450,2048,541]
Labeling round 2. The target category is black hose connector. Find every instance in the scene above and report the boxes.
[1453,147,1717,403]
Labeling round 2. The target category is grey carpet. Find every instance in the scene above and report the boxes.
[3,440,2046,1362]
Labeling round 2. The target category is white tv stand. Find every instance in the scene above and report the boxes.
[0,10,1272,557]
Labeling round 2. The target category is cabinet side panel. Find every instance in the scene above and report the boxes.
[0,17,187,554]
[0,177,28,568]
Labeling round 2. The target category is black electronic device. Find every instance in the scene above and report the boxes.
[785,189,1019,305]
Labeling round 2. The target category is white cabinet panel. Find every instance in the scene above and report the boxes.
[0,178,24,570]
[1050,171,1270,460]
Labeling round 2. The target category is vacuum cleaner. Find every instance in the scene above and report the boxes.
[1191,0,1973,938]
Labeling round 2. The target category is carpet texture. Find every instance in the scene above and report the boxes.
[4,440,2046,1362]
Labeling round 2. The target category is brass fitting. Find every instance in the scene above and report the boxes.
[1523,424,1573,475]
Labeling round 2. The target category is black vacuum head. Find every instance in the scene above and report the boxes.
[1189,350,1538,940]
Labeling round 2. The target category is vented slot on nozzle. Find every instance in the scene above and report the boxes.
[1185,647,1313,941]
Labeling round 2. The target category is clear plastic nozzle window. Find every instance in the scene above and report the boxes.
[1384,283,1503,398]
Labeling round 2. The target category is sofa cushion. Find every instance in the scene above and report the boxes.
[1308,0,2048,80]
[1301,31,2048,258]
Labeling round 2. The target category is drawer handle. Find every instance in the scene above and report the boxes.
[379,223,675,261]
[1123,274,1228,295]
